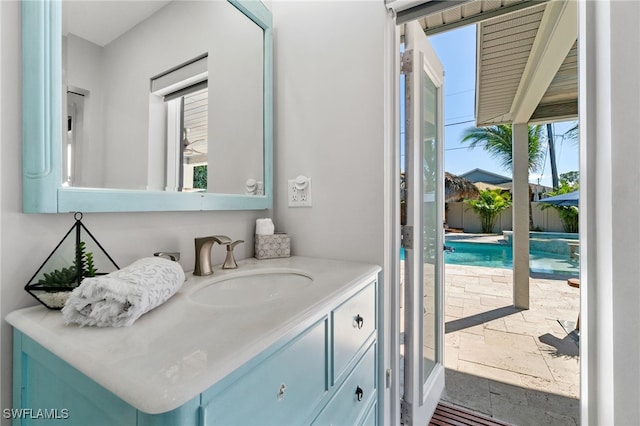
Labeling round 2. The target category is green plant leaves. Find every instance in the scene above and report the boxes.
[465,189,512,233]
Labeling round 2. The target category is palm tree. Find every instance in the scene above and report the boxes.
[461,124,546,230]
[562,122,579,143]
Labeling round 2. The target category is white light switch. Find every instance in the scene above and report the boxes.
[288,176,312,207]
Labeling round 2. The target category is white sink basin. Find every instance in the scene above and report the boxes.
[189,271,313,307]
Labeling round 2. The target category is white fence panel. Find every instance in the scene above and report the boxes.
[445,202,567,233]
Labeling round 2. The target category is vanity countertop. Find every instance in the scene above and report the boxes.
[6,256,381,414]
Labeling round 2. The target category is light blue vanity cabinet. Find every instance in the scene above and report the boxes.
[200,281,378,426]
[13,333,140,425]
[200,318,328,425]
[312,343,377,426]
[11,276,378,426]
[332,283,377,384]
[13,331,201,426]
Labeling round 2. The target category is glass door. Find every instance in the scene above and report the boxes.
[401,20,445,426]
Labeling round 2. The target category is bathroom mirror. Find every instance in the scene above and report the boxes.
[22,0,272,213]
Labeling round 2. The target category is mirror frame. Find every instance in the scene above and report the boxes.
[22,0,273,213]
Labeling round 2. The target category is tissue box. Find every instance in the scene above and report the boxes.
[255,233,290,259]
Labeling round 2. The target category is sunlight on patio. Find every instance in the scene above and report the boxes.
[442,263,580,425]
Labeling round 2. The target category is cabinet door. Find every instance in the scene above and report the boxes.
[15,333,137,426]
[312,343,376,426]
[202,318,327,426]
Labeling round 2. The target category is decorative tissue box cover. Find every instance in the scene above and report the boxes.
[255,233,290,259]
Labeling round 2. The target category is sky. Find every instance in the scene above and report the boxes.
[427,25,579,188]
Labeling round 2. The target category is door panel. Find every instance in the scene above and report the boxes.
[401,20,445,426]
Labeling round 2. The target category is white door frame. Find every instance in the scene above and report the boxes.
[381,7,401,426]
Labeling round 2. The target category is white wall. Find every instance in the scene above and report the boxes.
[581,1,640,424]
[272,5,389,419]
[0,0,3,412]
[65,34,106,187]
[271,1,387,265]
[207,5,264,195]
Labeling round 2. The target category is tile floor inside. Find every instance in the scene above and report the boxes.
[442,263,580,426]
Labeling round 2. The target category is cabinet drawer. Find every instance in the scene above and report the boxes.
[203,319,327,426]
[332,281,376,382]
[312,343,376,426]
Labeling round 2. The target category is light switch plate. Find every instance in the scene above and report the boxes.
[288,177,312,207]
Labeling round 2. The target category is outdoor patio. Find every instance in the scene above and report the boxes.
[442,263,580,425]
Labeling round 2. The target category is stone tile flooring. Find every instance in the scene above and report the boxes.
[442,263,580,425]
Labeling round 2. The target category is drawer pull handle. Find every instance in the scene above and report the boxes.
[355,386,364,402]
[354,314,364,329]
[277,384,287,400]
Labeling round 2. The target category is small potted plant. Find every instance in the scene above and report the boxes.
[25,213,119,309]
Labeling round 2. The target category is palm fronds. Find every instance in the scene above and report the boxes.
[461,124,545,174]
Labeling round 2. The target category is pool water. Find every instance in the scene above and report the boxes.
[445,241,579,276]
[400,242,579,276]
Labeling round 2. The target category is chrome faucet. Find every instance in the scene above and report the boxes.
[194,235,232,276]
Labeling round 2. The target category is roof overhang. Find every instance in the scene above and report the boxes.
[475,0,578,126]
[388,0,578,126]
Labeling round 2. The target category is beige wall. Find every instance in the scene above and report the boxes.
[447,202,567,233]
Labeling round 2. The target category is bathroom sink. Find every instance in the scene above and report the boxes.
[188,271,313,307]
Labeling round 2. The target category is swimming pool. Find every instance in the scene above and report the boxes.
[400,242,579,275]
[444,241,579,276]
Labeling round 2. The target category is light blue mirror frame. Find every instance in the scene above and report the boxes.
[22,0,273,213]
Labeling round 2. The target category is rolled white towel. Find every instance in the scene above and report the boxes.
[62,257,185,327]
